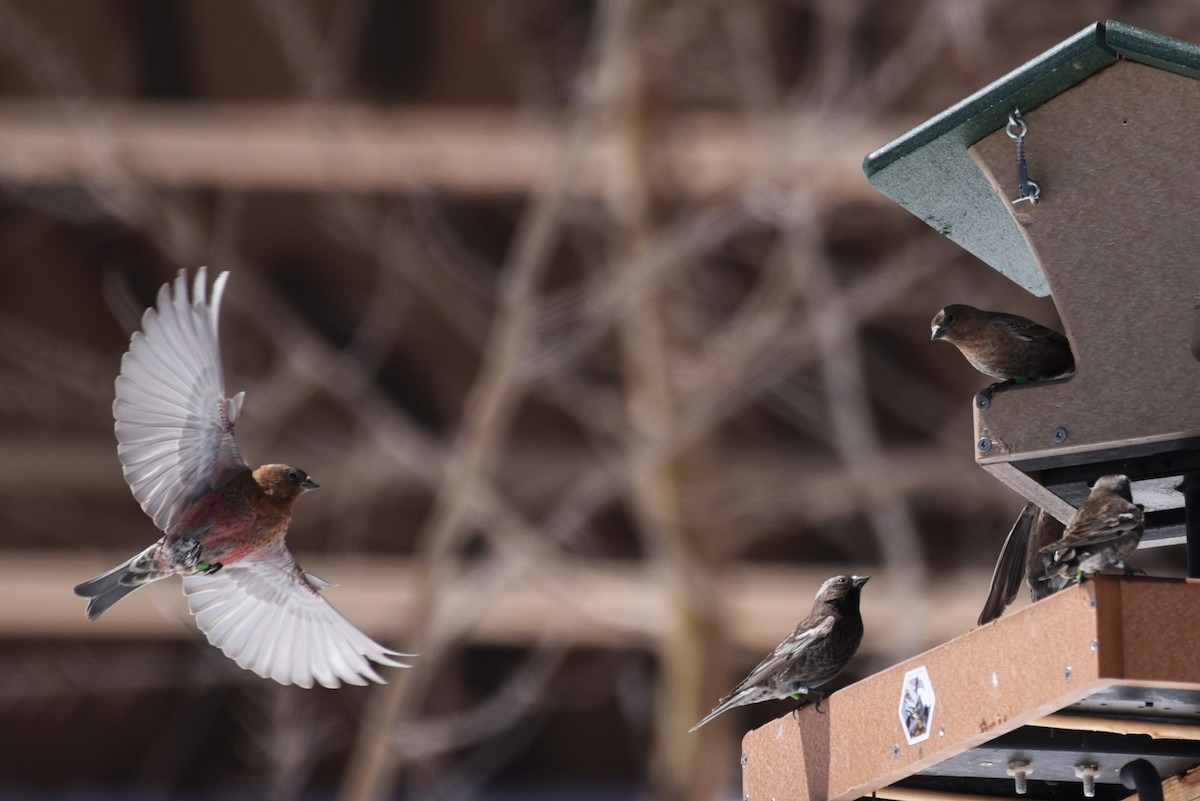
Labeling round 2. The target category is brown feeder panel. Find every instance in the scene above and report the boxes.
[971,56,1200,546]
[864,20,1200,551]
[740,20,1200,801]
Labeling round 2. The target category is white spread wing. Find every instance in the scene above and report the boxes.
[183,547,413,688]
[114,268,246,532]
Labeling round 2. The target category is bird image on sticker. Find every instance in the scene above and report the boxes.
[74,268,414,688]
[899,666,936,745]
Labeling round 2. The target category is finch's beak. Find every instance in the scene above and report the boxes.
[851,575,869,588]
[931,325,946,341]
[301,476,320,491]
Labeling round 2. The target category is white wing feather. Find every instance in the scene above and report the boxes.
[183,548,413,688]
[114,268,245,532]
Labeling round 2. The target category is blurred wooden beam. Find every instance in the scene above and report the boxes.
[0,435,1002,512]
[0,101,897,200]
[12,550,987,656]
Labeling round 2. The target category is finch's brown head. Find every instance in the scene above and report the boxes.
[813,574,869,610]
[930,304,983,342]
[1091,474,1133,502]
[254,464,319,503]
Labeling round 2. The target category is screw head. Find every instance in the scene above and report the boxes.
[893,744,900,759]
[1053,426,1068,443]
[938,725,945,738]
[741,752,749,767]
[977,437,992,453]
[1065,666,1073,682]
[976,394,991,410]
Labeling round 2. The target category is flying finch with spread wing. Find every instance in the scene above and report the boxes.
[1039,474,1144,583]
[74,268,412,688]
[977,502,1070,625]
[690,575,867,732]
[931,304,1074,405]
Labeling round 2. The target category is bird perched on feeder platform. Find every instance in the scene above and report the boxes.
[74,268,413,688]
[1039,474,1144,584]
[690,574,868,732]
[930,303,1074,407]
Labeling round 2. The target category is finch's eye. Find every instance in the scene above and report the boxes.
[944,313,954,324]
[287,469,302,484]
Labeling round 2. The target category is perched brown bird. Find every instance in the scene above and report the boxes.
[931,304,1073,405]
[977,502,1070,625]
[75,268,413,688]
[1040,475,1144,583]
[690,575,868,732]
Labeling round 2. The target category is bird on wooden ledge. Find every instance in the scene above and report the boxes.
[690,574,868,731]
[1039,474,1145,584]
[930,303,1074,408]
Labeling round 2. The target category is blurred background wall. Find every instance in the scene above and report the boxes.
[0,1,1195,799]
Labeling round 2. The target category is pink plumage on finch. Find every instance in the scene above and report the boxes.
[75,268,413,688]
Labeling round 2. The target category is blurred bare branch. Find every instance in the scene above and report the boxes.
[343,3,651,799]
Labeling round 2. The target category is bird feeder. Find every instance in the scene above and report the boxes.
[867,20,1200,556]
[742,21,1200,801]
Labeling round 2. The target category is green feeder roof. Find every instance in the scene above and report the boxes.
[863,20,1200,296]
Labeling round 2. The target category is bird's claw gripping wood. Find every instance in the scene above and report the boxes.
[787,689,828,717]
[975,379,1020,409]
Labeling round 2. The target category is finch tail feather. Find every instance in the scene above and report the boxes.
[689,687,763,732]
[74,557,143,620]
[978,503,1036,626]
[82,583,141,621]
[74,546,169,620]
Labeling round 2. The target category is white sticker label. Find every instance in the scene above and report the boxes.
[899,666,936,745]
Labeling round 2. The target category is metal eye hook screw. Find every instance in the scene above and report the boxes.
[1005,111,1028,139]
[1006,109,1041,206]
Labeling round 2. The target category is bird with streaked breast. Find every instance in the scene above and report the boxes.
[1039,474,1144,583]
[690,574,868,732]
